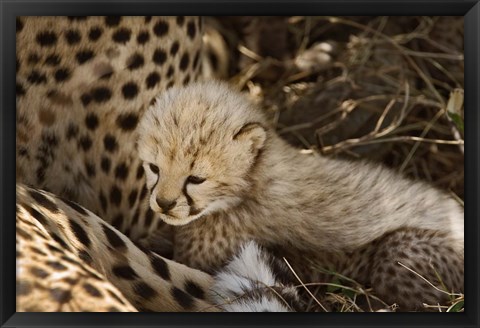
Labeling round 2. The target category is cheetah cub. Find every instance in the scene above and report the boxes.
[138,80,464,311]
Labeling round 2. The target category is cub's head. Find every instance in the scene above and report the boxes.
[137,81,268,226]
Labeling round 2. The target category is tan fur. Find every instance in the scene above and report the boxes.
[16,183,218,312]
[15,16,228,313]
[16,16,203,241]
[138,80,464,310]
[16,16,293,313]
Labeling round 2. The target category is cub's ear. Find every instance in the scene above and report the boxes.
[233,122,266,152]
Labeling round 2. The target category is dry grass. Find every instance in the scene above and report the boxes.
[210,16,465,312]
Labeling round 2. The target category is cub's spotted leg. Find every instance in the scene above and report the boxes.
[17,184,219,312]
[289,228,464,312]
[368,228,464,311]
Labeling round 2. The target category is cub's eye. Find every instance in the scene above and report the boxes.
[149,163,159,174]
[187,175,206,184]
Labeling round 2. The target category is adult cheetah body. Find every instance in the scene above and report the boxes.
[15,16,464,312]
[16,16,299,312]
[16,16,202,241]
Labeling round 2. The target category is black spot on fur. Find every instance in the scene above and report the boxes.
[80,93,92,107]
[91,87,112,103]
[127,53,144,70]
[41,130,59,147]
[102,224,126,249]
[65,30,81,45]
[112,28,131,43]
[78,250,93,265]
[50,288,72,303]
[153,20,169,37]
[121,82,139,100]
[110,185,122,206]
[66,123,79,140]
[144,208,154,227]
[28,189,59,213]
[60,197,89,216]
[36,31,58,47]
[27,70,47,84]
[166,65,174,78]
[187,21,196,39]
[45,54,61,66]
[54,68,71,82]
[146,72,160,89]
[16,83,25,96]
[193,50,201,69]
[208,51,219,71]
[51,233,70,250]
[134,282,157,300]
[171,287,194,309]
[48,244,64,254]
[85,163,96,178]
[137,31,150,44]
[145,16,152,23]
[88,26,103,41]
[18,147,28,157]
[153,48,167,65]
[31,267,49,278]
[67,16,88,21]
[170,41,180,56]
[136,165,144,180]
[83,283,102,298]
[46,261,68,271]
[27,53,40,64]
[78,136,92,151]
[116,113,139,131]
[101,157,111,174]
[113,265,138,280]
[114,162,129,181]
[149,255,171,280]
[85,161,96,177]
[17,281,31,296]
[76,50,95,64]
[103,134,118,152]
[128,189,138,207]
[176,16,185,26]
[17,226,32,241]
[105,16,122,27]
[23,205,47,226]
[30,246,47,256]
[69,218,91,248]
[179,53,190,71]
[85,113,99,130]
[184,280,205,299]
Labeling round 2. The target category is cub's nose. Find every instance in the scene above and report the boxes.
[156,197,177,213]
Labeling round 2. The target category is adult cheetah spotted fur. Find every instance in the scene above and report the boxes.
[16,16,298,312]
[15,16,463,312]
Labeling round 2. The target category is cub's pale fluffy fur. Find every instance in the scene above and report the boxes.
[138,80,463,252]
[138,80,464,310]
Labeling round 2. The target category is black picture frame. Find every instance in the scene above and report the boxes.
[1,1,478,327]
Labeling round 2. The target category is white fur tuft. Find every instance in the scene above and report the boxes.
[209,241,296,312]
